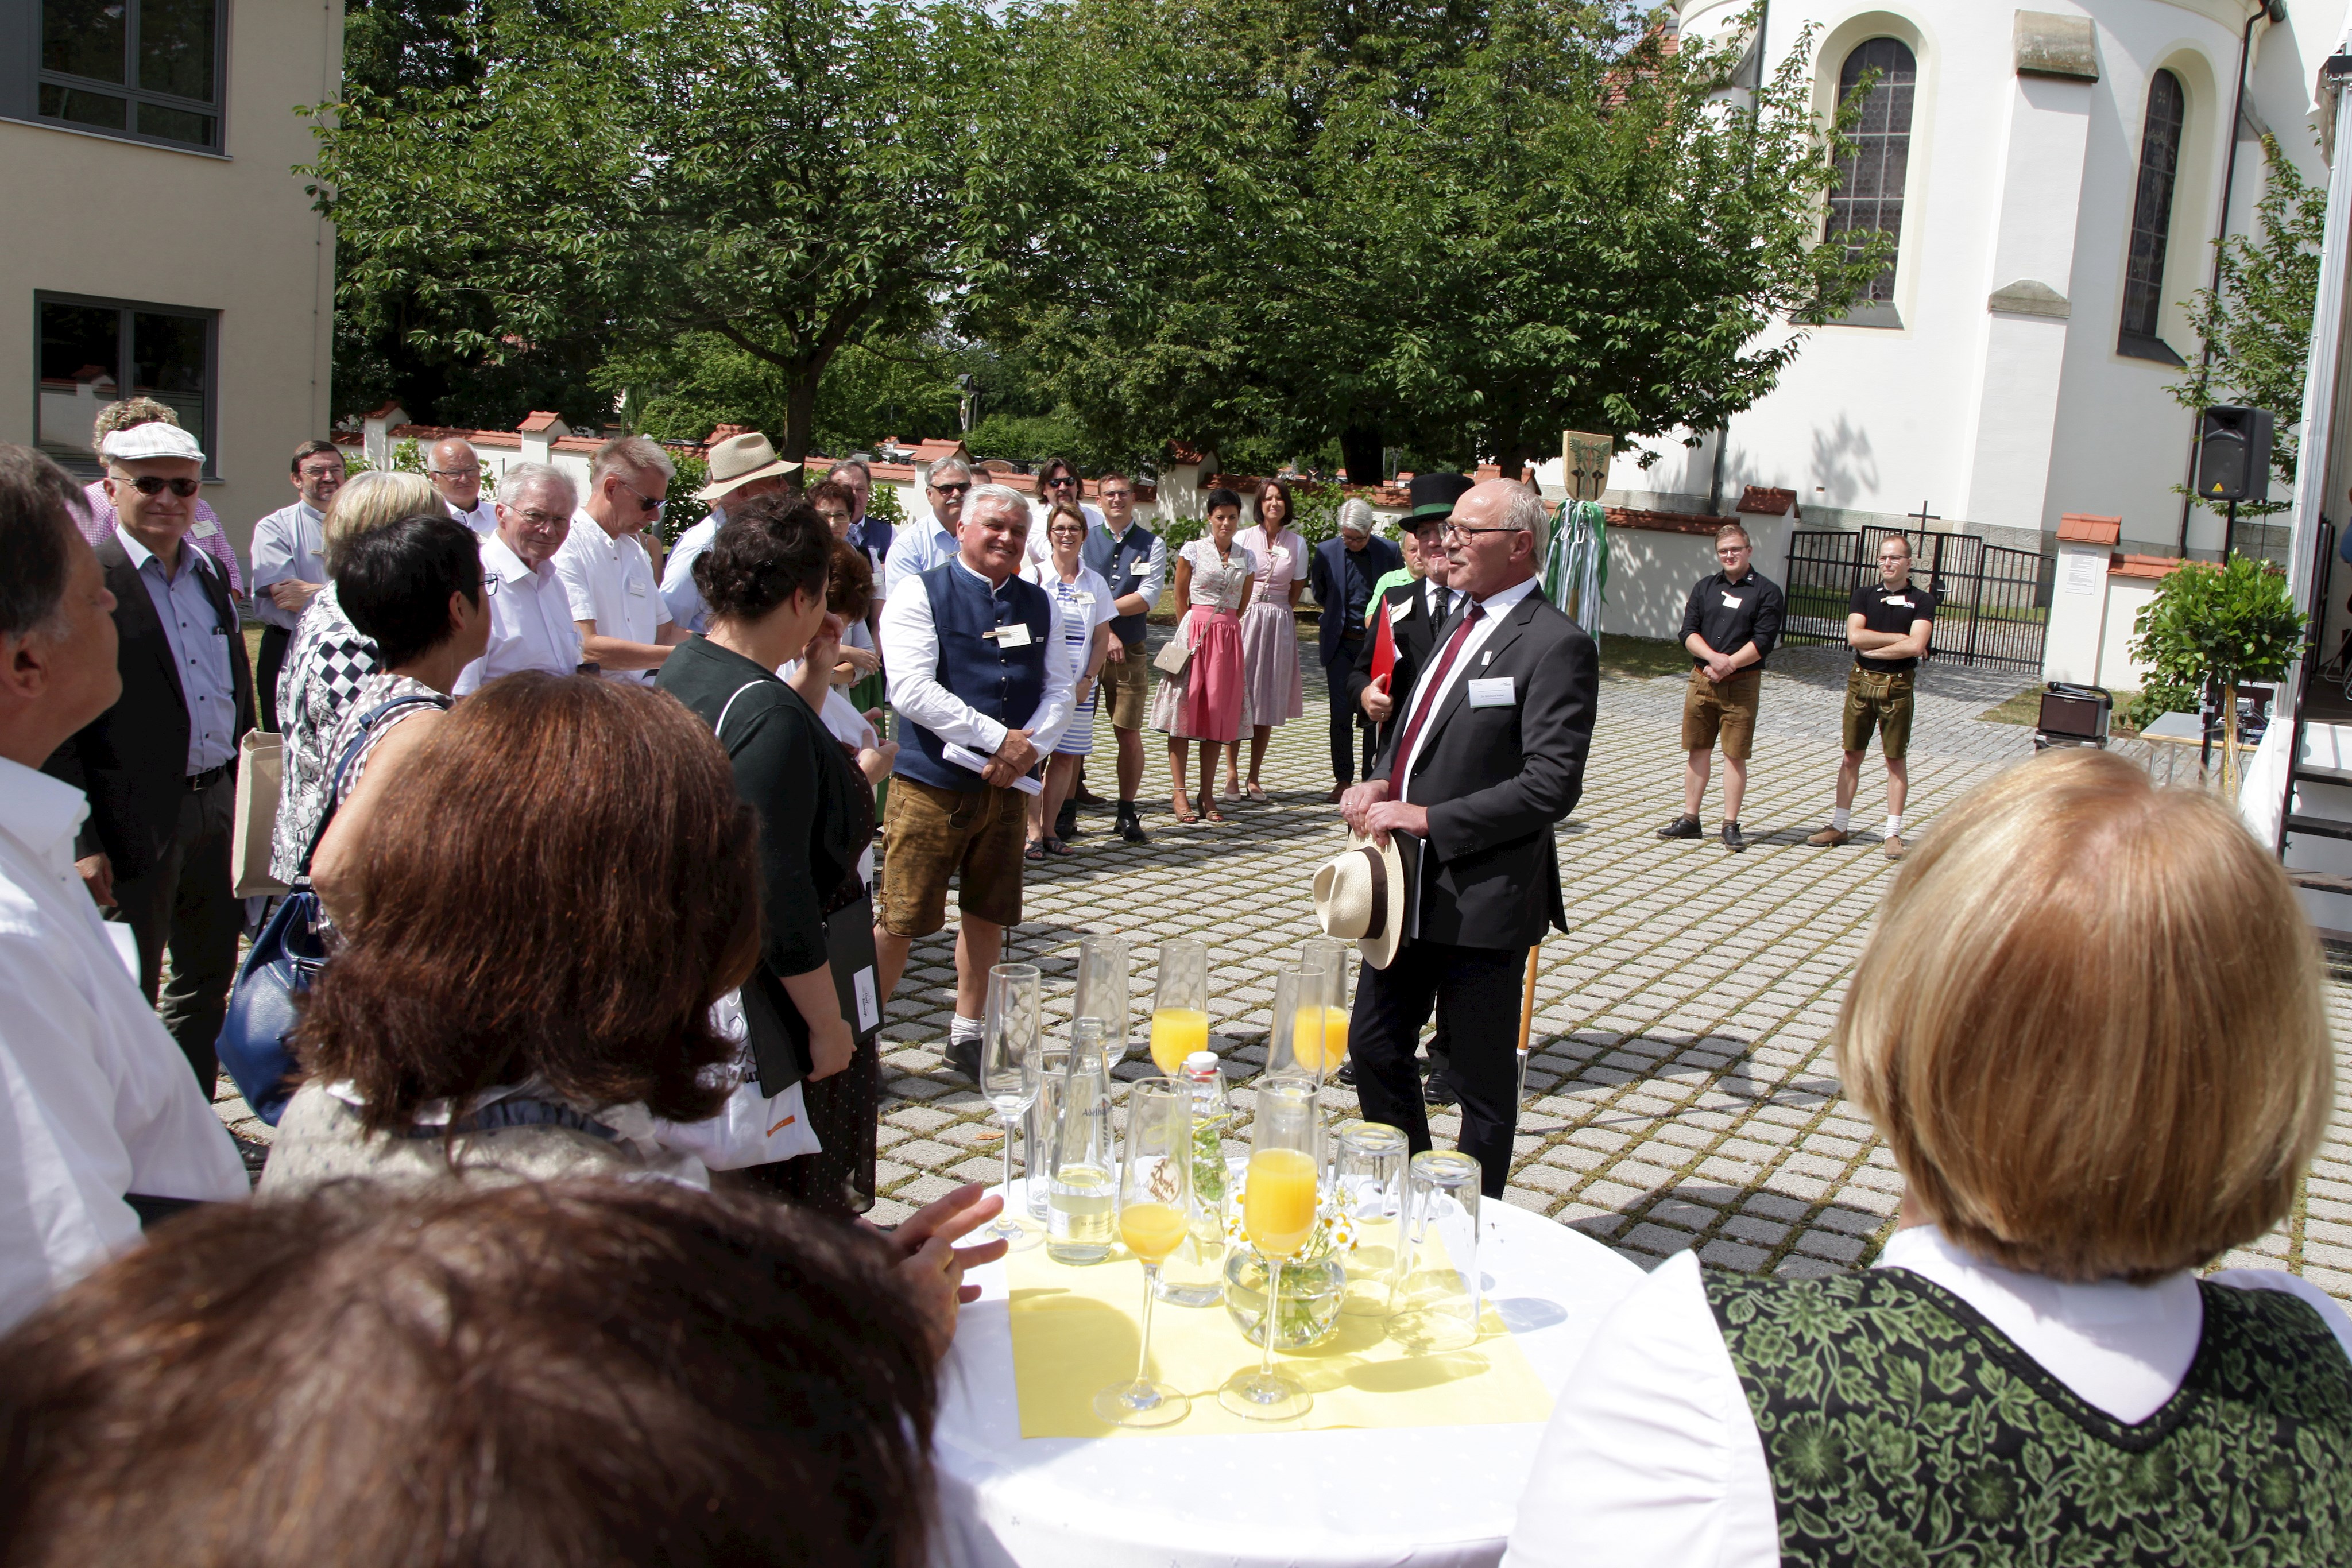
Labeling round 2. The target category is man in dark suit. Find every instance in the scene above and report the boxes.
[44,423,256,1090]
[1307,506,1401,803]
[1348,477,1469,1101]
[1340,478,1599,1197]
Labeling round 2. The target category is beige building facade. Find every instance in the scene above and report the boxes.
[1,0,340,567]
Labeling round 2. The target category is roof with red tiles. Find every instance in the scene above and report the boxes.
[1738,486,1797,517]
[2110,552,2195,580]
[2058,513,2122,546]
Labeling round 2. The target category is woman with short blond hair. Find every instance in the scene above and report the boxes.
[1507,749,2352,1567]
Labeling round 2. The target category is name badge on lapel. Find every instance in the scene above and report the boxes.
[1721,593,1743,609]
[1466,676,1515,708]
[989,622,1034,649]
[628,577,648,597]
[1886,596,1911,609]
[1387,598,1411,623]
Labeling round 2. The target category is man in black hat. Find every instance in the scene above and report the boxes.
[1307,500,1402,803]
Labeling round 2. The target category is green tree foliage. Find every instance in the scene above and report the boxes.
[2172,138,2328,518]
[2129,557,2303,775]
[970,0,1884,475]
[308,0,995,458]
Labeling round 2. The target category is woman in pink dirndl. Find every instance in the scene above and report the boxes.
[1227,478,1306,802]
[1150,487,1257,823]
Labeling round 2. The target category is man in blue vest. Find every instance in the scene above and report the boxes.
[875,484,1077,1079]
[1080,472,1167,843]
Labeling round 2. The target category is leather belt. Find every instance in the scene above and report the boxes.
[185,763,230,793]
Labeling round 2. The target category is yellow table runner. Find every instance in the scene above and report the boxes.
[1004,1234,1556,1438]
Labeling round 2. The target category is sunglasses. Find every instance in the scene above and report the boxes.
[931,481,972,497]
[1047,475,1078,488]
[121,475,201,498]
[620,481,665,515]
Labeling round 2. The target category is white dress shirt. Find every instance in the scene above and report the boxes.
[554,511,670,683]
[883,520,962,599]
[1395,574,1539,799]
[116,527,238,773]
[879,558,1077,757]
[660,513,722,633]
[454,534,583,696]
[1502,1225,2352,1568]
[249,501,328,630]
[0,758,248,1334]
[1024,500,1107,566]
[447,495,498,535]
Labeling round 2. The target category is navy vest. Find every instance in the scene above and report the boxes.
[896,562,1054,793]
[1083,523,1158,647]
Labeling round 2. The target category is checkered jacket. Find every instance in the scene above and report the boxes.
[270,582,383,885]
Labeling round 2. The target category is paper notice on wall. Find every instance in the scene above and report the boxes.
[2062,549,2105,598]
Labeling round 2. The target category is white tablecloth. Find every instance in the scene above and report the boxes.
[931,1186,1647,1568]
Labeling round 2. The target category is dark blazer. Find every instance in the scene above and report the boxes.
[1348,577,1452,750]
[1308,534,1402,668]
[1374,583,1598,951]
[44,531,256,880]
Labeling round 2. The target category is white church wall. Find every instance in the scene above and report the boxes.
[1641,0,2343,566]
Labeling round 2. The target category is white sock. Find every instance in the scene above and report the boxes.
[1830,807,1851,831]
[1885,813,1904,838]
[950,1015,983,1046]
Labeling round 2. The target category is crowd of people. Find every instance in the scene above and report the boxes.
[6,406,2352,1562]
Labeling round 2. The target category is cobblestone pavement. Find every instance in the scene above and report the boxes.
[216,642,2352,1297]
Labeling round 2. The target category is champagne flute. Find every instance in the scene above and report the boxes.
[1148,938,1210,1074]
[1093,1078,1194,1427]
[1219,1078,1318,1420]
[982,963,1045,1251]
[1297,939,1352,1083]
[1262,969,1313,1083]
[1074,934,1134,1066]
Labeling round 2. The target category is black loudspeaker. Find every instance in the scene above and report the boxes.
[2198,406,2275,503]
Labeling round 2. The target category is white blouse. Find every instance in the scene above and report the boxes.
[1502,1225,2352,1568]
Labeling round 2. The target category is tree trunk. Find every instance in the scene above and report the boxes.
[1339,425,1384,487]
[782,371,819,466]
[2222,679,2241,798]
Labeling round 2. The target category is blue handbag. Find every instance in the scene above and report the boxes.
[215,694,447,1124]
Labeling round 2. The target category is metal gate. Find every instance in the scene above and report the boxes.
[1781,528,2052,673]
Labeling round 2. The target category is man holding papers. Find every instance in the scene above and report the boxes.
[875,483,1074,1079]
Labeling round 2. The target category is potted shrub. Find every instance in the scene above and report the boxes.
[2127,556,2303,794]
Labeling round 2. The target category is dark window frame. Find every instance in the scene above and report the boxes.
[1823,36,1918,314]
[2119,68,2187,363]
[34,291,220,480]
[0,0,231,156]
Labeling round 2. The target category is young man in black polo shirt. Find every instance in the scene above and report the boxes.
[1806,533,1935,860]
[1660,523,1784,853]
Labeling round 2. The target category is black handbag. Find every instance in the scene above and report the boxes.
[214,694,447,1124]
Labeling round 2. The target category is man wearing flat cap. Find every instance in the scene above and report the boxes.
[659,431,803,634]
[1337,478,1598,1199]
[44,423,256,1091]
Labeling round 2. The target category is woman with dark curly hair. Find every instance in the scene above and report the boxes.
[260,672,763,1194]
[660,494,881,1215]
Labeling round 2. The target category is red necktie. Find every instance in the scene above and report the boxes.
[1394,603,1482,798]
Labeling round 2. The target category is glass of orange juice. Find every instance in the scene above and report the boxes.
[1148,938,1211,1075]
[1094,1078,1194,1428]
[1219,1078,1318,1421]
[1298,939,1352,1081]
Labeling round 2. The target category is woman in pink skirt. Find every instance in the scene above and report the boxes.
[1149,487,1257,823]
[1226,478,1306,801]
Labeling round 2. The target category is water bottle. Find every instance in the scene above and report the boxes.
[1155,1050,1231,1306]
[1046,1021,1116,1264]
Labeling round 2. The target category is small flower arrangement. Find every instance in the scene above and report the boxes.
[1221,1173,1359,1263]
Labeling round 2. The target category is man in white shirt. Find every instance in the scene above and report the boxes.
[883,455,974,599]
[454,464,585,696]
[249,439,346,730]
[659,431,800,634]
[557,436,687,683]
[875,484,1076,1079]
[425,436,498,535]
[1024,456,1105,567]
[0,442,249,1334]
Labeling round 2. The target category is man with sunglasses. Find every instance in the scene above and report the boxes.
[44,423,256,1091]
[1023,457,1103,567]
[249,440,345,730]
[555,436,687,685]
[881,455,977,598]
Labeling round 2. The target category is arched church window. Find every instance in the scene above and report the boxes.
[2119,69,2186,361]
[1823,37,1916,305]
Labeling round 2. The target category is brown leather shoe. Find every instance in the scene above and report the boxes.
[1883,834,1905,861]
[1326,785,1349,804]
[1805,826,1850,847]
